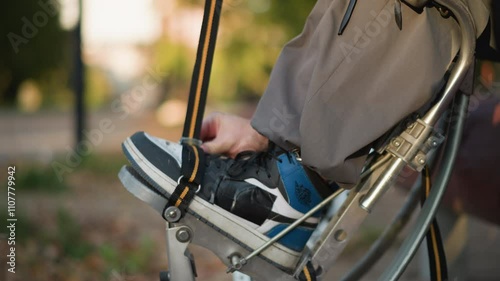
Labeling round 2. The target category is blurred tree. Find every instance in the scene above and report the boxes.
[153,39,195,101]
[217,0,316,99]
[155,0,315,102]
[256,0,316,37]
[0,0,69,105]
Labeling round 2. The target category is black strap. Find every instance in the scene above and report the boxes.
[422,166,448,281]
[164,144,207,218]
[183,0,223,139]
[164,0,223,219]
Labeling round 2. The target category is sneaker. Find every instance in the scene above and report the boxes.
[119,132,335,269]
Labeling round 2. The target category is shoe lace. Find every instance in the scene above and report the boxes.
[227,144,283,179]
[206,154,224,169]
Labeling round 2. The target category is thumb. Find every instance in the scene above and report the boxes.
[201,139,226,155]
[200,113,220,142]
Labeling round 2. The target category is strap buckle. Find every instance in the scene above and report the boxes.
[162,144,206,222]
[177,175,201,194]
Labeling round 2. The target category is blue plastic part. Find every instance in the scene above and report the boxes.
[265,224,314,252]
[277,154,324,215]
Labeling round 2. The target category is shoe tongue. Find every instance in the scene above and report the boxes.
[270,144,333,199]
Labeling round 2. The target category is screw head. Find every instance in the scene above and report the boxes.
[164,206,181,222]
[416,155,426,165]
[176,228,191,243]
[392,139,401,147]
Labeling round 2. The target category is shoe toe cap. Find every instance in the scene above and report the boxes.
[126,131,183,182]
[136,131,182,166]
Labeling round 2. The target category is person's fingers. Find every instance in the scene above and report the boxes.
[200,113,220,141]
[201,138,228,154]
[200,113,268,157]
[200,142,213,153]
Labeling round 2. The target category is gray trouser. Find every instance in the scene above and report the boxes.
[251,0,485,185]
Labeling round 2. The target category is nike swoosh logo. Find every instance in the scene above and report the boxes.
[244,178,318,223]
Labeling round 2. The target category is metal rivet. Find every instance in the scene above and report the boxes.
[392,139,401,147]
[416,156,426,165]
[164,206,181,222]
[176,227,191,243]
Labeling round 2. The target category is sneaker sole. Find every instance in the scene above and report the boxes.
[121,136,301,271]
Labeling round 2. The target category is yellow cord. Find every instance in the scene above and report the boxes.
[303,265,312,281]
[425,166,442,281]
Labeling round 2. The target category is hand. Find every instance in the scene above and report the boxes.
[200,112,269,158]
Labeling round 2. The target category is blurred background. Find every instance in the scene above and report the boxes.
[0,0,499,280]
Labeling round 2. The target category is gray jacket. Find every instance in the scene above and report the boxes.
[251,0,490,185]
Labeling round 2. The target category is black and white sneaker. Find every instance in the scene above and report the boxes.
[119,132,336,269]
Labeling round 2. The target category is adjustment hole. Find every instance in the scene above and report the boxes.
[334,229,347,242]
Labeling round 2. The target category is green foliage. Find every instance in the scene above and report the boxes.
[16,163,68,193]
[79,153,127,176]
[122,238,156,273]
[100,238,155,276]
[153,39,195,100]
[56,208,94,259]
[260,0,316,36]
[156,0,316,101]
[217,0,315,99]
[14,153,124,195]
[0,0,69,105]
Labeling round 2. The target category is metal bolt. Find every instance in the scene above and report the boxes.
[176,227,191,243]
[227,254,245,273]
[164,206,181,222]
[416,155,426,165]
[392,139,401,147]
